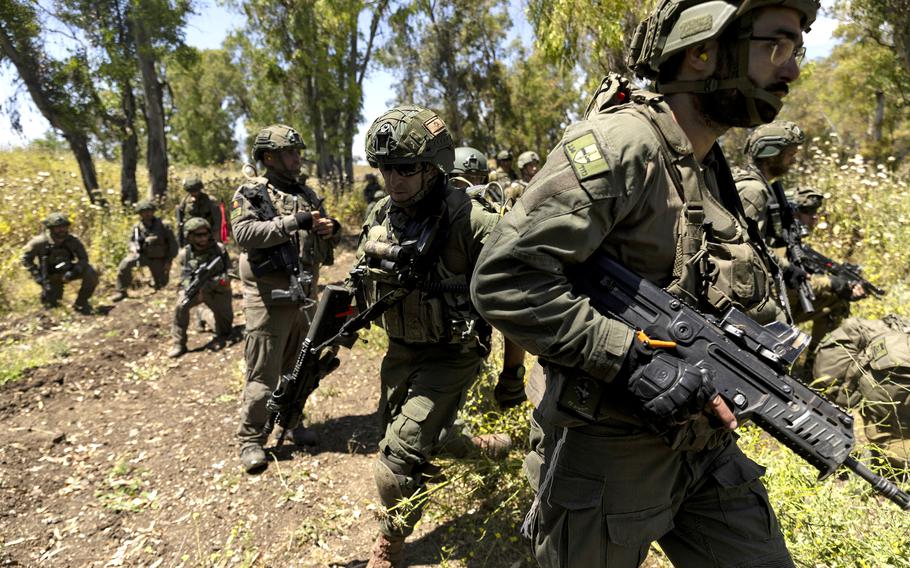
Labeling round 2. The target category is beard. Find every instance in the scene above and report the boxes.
[695,86,783,128]
[763,156,791,178]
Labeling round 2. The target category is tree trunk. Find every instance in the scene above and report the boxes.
[0,19,101,203]
[120,82,140,204]
[869,90,885,143]
[133,14,168,199]
[305,73,329,178]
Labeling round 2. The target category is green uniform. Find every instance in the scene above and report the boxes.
[232,173,339,448]
[21,232,98,307]
[171,242,233,346]
[357,182,499,538]
[176,192,224,242]
[116,217,178,291]
[471,94,791,567]
[488,165,516,184]
[504,179,528,208]
[813,316,910,472]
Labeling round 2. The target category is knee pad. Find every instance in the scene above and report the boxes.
[373,454,420,508]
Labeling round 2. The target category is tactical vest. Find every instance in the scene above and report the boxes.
[242,177,335,270]
[178,193,217,228]
[598,93,780,323]
[181,242,230,289]
[135,218,171,259]
[361,187,486,348]
[732,166,785,247]
[39,234,80,268]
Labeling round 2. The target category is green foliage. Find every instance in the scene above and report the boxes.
[167,49,243,165]
[96,458,158,512]
[0,336,70,386]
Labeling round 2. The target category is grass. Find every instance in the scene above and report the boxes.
[96,459,158,512]
[0,335,70,385]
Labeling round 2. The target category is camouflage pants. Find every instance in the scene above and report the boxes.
[116,254,171,291]
[375,340,484,538]
[527,411,792,568]
[236,301,313,448]
[171,286,233,345]
[791,288,851,352]
[43,266,99,306]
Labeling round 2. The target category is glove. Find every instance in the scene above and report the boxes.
[621,334,717,431]
[827,275,858,300]
[294,211,314,230]
[783,264,808,289]
[494,365,527,409]
[28,267,42,283]
[62,270,78,282]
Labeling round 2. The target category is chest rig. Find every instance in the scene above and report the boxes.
[732,166,786,246]
[361,191,487,349]
[587,75,780,323]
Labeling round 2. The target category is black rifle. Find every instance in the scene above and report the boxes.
[176,205,185,247]
[572,253,909,510]
[178,255,225,310]
[240,185,312,304]
[799,244,885,298]
[771,181,815,313]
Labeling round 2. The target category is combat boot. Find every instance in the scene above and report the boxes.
[111,290,127,302]
[470,433,512,459]
[275,425,319,446]
[240,444,268,473]
[168,343,187,358]
[72,301,93,315]
[366,534,405,568]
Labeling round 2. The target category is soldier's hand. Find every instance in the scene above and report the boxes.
[850,282,867,300]
[313,215,335,238]
[706,395,737,430]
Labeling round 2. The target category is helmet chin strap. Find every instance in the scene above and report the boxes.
[655,14,783,127]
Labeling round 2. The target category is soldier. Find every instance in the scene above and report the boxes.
[503,150,540,207]
[21,213,99,314]
[169,217,234,358]
[814,315,910,475]
[363,173,385,205]
[112,200,179,301]
[232,124,341,473]
[449,146,490,190]
[471,0,818,565]
[176,176,224,245]
[357,106,512,567]
[487,149,516,184]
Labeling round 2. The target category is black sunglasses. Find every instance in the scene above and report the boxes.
[379,163,424,177]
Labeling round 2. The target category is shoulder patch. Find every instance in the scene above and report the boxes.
[230,198,242,222]
[564,131,609,181]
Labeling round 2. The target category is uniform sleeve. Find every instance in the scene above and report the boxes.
[231,186,305,249]
[812,318,873,406]
[21,237,40,269]
[163,222,179,260]
[70,237,90,270]
[736,179,772,235]
[471,122,653,382]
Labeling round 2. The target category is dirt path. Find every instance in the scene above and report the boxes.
[0,247,528,567]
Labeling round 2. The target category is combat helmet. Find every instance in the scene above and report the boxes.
[365,106,455,171]
[744,121,805,159]
[627,0,820,126]
[791,186,823,212]
[134,199,156,213]
[517,151,540,170]
[496,150,513,161]
[43,212,70,227]
[452,147,490,176]
[184,217,212,233]
[252,124,306,162]
[182,176,204,192]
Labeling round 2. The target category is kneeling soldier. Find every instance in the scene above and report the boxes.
[113,200,178,301]
[170,217,234,358]
[21,212,99,314]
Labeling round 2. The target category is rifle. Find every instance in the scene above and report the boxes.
[571,253,910,510]
[799,244,885,298]
[240,185,312,304]
[131,226,146,255]
[771,181,814,313]
[176,205,185,247]
[178,255,225,310]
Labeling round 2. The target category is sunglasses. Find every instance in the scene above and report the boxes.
[379,163,424,177]
[189,231,211,237]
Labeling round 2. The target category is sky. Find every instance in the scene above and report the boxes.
[0,0,840,155]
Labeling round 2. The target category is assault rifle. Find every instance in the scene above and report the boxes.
[178,255,225,310]
[131,226,146,255]
[799,244,885,298]
[176,206,185,247]
[771,181,814,313]
[240,185,312,304]
[572,253,910,510]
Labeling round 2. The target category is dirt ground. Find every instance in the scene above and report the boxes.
[0,246,528,568]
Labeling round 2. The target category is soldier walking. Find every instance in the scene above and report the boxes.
[232,124,340,473]
[471,0,819,565]
[112,200,178,301]
[21,213,98,314]
[169,217,234,358]
[176,176,224,245]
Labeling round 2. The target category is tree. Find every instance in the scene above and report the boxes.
[379,0,514,150]
[0,0,102,203]
[167,48,243,166]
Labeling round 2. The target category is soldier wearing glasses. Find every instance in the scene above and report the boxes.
[471,0,819,565]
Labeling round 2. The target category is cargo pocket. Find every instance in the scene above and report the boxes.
[546,471,608,566]
[605,502,675,549]
[394,396,434,453]
[709,454,777,540]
